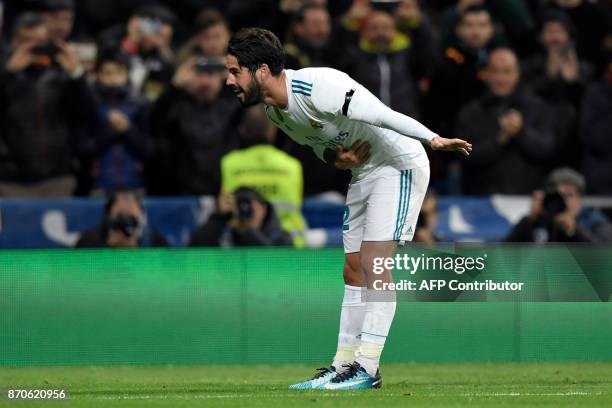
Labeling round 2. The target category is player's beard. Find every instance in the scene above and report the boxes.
[238,74,264,107]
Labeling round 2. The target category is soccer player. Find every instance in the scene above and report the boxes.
[226,28,471,390]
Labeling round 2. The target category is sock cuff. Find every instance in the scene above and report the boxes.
[357,341,384,359]
[344,285,365,305]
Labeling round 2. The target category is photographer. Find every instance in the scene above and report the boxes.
[0,12,95,197]
[189,187,293,247]
[504,168,612,243]
[221,104,306,247]
[75,190,168,248]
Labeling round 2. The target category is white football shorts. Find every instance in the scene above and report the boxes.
[342,165,430,254]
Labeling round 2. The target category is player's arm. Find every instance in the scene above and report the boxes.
[346,86,472,155]
[314,141,371,170]
[311,75,471,156]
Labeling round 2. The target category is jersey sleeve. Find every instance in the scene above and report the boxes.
[309,70,438,144]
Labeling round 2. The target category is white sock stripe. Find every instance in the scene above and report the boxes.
[343,285,365,305]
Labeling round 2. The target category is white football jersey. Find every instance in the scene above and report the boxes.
[266,68,435,181]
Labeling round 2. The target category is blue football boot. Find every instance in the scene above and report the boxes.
[323,362,382,390]
[288,366,337,390]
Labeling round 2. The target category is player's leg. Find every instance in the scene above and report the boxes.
[353,240,397,386]
[331,183,367,372]
[331,252,365,371]
[325,241,396,390]
[359,167,430,375]
[289,182,366,390]
[326,166,430,390]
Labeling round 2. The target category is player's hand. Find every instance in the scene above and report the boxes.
[334,140,371,170]
[430,136,472,156]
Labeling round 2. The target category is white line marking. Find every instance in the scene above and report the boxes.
[87,391,606,400]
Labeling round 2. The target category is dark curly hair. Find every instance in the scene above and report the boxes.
[228,27,285,76]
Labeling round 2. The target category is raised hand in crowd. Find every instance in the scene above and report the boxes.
[395,0,421,26]
[343,0,372,28]
[172,57,197,90]
[5,42,36,72]
[55,40,83,76]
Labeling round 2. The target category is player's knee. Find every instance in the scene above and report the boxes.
[343,254,364,286]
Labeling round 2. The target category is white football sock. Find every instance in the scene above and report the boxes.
[332,285,366,372]
[355,298,396,377]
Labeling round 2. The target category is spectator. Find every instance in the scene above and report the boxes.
[284,3,334,69]
[343,10,419,116]
[221,105,307,247]
[393,0,437,80]
[81,51,152,194]
[337,0,437,74]
[41,0,74,43]
[99,4,176,101]
[0,12,95,197]
[522,9,592,107]
[189,187,293,247]
[438,0,535,55]
[580,55,612,195]
[224,0,324,40]
[277,2,350,197]
[149,56,240,195]
[504,168,612,243]
[177,9,231,63]
[424,5,495,138]
[76,190,168,248]
[521,9,589,169]
[550,0,611,70]
[413,189,441,244]
[456,48,557,195]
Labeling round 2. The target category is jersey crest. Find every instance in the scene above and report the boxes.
[309,119,324,129]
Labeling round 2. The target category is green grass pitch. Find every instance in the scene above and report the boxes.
[1,363,610,407]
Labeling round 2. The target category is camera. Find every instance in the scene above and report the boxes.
[31,43,59,67]
[194,57,226,74]
[108,214,141,237]
[32,43,59,57]
[140,18,162,35]
[233,188,263,221]
[542,190,567,219]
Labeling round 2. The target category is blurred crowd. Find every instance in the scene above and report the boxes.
[0,0,611,246]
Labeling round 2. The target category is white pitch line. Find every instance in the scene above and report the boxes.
[460,392,602,397]
[88,391,605,400]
